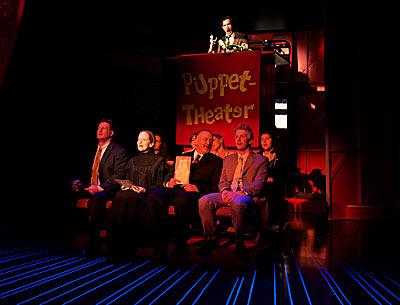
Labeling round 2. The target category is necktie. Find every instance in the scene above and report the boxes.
[231,156,243,192]
[90,147,102,185]
[192,154,201,164]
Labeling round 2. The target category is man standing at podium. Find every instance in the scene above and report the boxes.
[209,16,248,53]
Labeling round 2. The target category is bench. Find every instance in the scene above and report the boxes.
[75,198,113,238]
[76,197,267,239]
[76,198,113,209]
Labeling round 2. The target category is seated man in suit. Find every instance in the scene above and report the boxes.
[146,129,223,259]
[197,124,268,260]
[72,118,128,255]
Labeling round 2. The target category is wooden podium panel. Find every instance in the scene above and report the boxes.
[168,51,286,148]
[175,51,263,147]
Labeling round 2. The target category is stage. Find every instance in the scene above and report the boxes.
[1,214,398,304]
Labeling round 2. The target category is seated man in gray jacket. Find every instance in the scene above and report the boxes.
[197,124,268,260]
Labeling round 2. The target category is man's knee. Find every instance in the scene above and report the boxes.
[198,195,215,212]
[198,196,208,211]
[148,188,170,205]
[230,197,251,213]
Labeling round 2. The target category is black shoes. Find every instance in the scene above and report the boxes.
[195,238,218,258]
[84,238,104,257]
[235,241,249,262]
[153,243,169,263]
[172,241,189,261]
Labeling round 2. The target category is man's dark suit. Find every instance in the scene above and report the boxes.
[87,141,128,244]
[146,150,223,251]
[217,32,248,53]
[90,141,129,193]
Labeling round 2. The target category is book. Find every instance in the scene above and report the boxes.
[174,156,191,184]
[114,179,134,188]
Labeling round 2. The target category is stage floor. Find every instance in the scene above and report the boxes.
[0,214,399,304]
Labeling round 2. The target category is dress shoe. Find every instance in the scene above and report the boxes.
[195,238,218,258]
[153,243,168,263]
[235,242,249,262]
[84,239,103,257]
[172,242,189,260]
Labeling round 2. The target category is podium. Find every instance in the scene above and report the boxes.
[165,51,289,148]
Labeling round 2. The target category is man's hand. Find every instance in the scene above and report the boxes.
[221,189,233,204]
[132,185,146,193]
[85,185,102,195]
[167,177,180,188]
[71,180,82,192]
[183,184,199,192]
[221,189,248,204]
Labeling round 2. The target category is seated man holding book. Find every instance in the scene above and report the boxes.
[146,129,223,260]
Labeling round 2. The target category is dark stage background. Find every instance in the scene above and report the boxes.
[1,1,397,234]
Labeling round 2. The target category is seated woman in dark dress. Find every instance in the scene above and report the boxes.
[259,130,288,231]
[106,130,168,259]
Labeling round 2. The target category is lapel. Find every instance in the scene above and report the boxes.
[183,151,195,161]
[100,142,113,169]
[242,151,256,176]
[198,152,209,164]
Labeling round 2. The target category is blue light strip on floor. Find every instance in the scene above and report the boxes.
[343,265,383,305]
[284,263,294,305]
[148,265,197,305]
[372,268,400,289]
[18,263,114,305]
[319,264,350,305]
[246,270,256,305]
[0,255,64,275]
[0,246,21,254]
[0,245,36,255]
[345,264,391,305]
[274,263,277,305]
[176,271,208,305]
[355,264,400,302]
[133,269,181,305]
[0,248,61,263]
[98,266,166,305]
[232,276,244,305]
[318,266,345,305]
[292,254,313,305]
[61,260,149,304]
[0,240,20,247]
[191,268,221,305]
[0,256,81,284]
[0,256,84,287]
[0,243,60,256]
[0,258,105,299]
[225,277,239,305]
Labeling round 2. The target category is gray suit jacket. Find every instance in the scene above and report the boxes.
[218,151,268,197]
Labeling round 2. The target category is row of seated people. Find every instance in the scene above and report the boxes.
[72,118,287,262]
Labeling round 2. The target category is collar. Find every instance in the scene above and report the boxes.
[98,140,111,151]
[193,150,203,161]
[237,150,250,163]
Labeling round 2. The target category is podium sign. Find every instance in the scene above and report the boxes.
[176,51,261,147]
